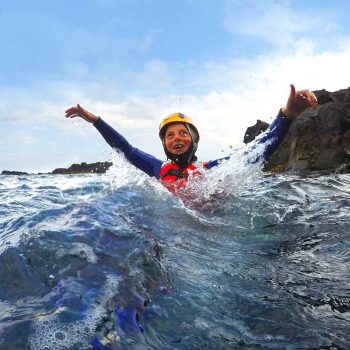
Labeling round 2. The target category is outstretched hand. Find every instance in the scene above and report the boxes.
[65,104,99,123]
[282,84,318,119]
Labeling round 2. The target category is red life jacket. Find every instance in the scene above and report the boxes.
[159,161,206,192]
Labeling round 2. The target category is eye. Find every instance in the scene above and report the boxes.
[180,130,189,137]
[166,132,174,139]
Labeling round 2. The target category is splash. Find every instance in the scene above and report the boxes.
[180,141,267,208]
[105,151,170,199]
[102,144,267,212]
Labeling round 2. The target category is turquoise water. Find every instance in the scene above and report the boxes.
[1,156,350,349]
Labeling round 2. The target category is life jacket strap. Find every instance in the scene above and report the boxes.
[160,168,189,179]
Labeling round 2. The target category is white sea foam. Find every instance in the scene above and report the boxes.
[28,275,120,350]
[56,242,98,264]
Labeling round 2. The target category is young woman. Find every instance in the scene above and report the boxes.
[65,84,317,193]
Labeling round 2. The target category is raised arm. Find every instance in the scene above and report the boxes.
[206,84,318,169]
[253,84,317,161]
[65,105,163,178]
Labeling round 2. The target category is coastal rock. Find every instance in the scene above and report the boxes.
[243,119,270,144]
[51,161,113,174]
[244,88,350,173]
[1,170,29,175]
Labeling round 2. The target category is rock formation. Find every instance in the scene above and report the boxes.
[1,170,29,175]
[245,88,350,173]
[51,161,113,174]
[243,119,270,144]
[2,162,113,175]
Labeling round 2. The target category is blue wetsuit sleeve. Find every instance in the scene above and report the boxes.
[254,109,292,161]
[94,118,163,178]
[206,110,292,169]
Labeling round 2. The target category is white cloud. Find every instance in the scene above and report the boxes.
[223,0,343,53]
[225,1,307,48]
[0,132,37,145]
[136,59,174,91]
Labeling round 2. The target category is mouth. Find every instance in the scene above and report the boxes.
[173,144,185,150]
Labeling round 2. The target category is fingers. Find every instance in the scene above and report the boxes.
[65,104,97,123]
[297,89,318,107]
[65,104,86,119]
[65,113,80,119]
[65,107,77,114]
[309,91,318,107]
[64,106,80,118]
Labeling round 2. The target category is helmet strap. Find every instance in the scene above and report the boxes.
[184,123,198,164]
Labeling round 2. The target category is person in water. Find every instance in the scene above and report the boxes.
[65,84,317,192]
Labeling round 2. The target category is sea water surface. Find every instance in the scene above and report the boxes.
[1,152,350,349]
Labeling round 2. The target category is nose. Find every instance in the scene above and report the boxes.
[174,133,182,141]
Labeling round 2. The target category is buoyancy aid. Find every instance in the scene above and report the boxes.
[159,161,207,192]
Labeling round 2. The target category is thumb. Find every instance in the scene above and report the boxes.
[77,104,84,113]
[289,84,296,101]
[77,104,88,118]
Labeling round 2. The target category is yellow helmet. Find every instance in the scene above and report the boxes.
[158,112,199,141]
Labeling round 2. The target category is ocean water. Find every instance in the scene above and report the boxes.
[1,153,350,350]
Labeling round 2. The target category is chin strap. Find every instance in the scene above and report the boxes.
[184,123,198,164]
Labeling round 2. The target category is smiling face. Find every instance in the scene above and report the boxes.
[164,123,193,155]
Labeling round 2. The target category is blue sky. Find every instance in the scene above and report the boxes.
[1,0,350,172]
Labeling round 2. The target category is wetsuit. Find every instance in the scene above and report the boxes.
[94,109,291,182]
